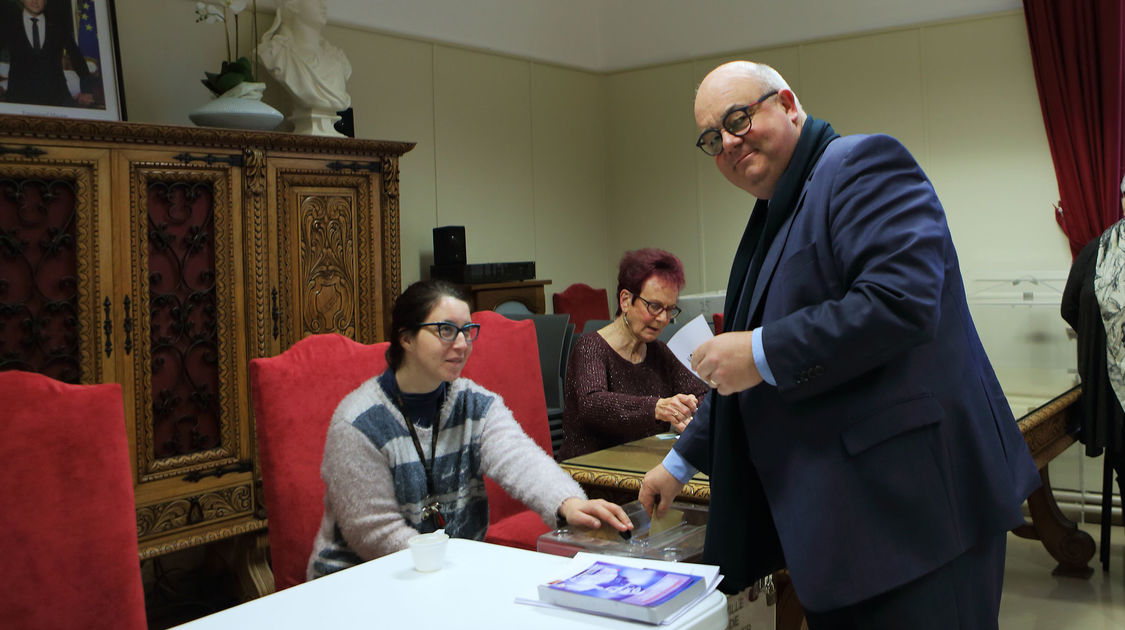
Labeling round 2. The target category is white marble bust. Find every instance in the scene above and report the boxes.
[258,0,352,136]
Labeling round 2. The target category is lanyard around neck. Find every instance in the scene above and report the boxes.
[400,393,439,496]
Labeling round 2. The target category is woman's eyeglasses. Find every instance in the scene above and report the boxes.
[634,295,682,319]
[416,321,481,342]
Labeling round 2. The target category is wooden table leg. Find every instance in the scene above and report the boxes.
[1011,465,1095,578]
[226,531,276,600]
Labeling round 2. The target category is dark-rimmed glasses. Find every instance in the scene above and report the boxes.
[695,90,779,156]
[416,321,481,342]
[634,295,682,320]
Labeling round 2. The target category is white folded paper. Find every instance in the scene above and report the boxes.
[665,314,714,380]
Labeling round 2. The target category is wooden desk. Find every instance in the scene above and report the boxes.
[1013,386,1095,577]
[562,434,710,506]
[457,279,552,314]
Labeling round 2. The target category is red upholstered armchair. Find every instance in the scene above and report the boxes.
[552,283,610,338]
[249,334,389,591]
[0,371,146,630]
[462,310,556,550]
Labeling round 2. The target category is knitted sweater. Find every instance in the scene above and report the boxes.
[308,370,584,579]
[560,332,710,459]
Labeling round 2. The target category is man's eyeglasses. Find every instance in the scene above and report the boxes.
[416,321,481,342]
[634,295,682,320]
[695,90,779,157]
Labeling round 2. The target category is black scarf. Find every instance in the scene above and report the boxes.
[704,116,838,594]
[722,115,839,331]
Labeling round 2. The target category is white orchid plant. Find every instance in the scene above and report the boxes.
[195,0,259,96]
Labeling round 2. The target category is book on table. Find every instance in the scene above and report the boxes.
[537,559,709,624]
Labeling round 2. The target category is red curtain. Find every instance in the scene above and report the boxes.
[1023,0,1125,258]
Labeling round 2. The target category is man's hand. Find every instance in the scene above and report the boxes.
[691,331,762,395]
[655,393,698,432]
[639,464,684,518]
[559,498,633,532]
[75,93,94,106]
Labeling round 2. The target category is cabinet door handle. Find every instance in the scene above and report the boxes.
[0,144,46,158]
[271,288,280,340]
[103,296,113,358]
[122,295,133,355]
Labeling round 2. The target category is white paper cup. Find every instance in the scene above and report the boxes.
[407,531,449,572]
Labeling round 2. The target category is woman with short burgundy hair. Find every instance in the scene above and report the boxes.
[560,248,710,459]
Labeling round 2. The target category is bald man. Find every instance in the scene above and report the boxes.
[639,61,1040,629]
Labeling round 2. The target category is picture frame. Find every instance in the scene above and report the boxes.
[0,0,127,121]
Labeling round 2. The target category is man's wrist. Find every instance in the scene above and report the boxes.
[662,449,698,484]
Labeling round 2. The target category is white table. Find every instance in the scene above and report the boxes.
[176,539,727,629]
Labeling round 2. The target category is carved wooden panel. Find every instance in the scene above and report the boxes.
[136,483,255,540]
[0,157,104,384]
[276,170,386,348]
[128,163,244,482]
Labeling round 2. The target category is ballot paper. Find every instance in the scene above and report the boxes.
[665,314,714,380]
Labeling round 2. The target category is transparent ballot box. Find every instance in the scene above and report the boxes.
[538,500,707,562]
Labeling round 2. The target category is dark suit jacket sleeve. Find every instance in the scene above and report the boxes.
[58,26,93,91]
[671,390,711,474]
[762,135,950,401]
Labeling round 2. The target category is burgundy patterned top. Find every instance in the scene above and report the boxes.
[560,332,710,459]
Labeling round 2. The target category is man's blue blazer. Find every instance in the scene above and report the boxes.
[676,133,1041,611]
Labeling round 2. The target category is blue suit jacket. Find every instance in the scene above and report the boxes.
[676,134,1040,611]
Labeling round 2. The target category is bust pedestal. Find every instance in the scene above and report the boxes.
[290,106,344,136]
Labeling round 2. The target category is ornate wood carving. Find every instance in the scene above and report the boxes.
[381,156,402,325]
[138,518,269,560]
[277,170,386,346]
[130,163,242,482]
[0,159,102,384]
[243,148,269,360]
[0,115,413,158]
[136,483,254,539]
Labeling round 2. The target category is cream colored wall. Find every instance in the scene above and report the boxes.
[606,12,1069,295]
[601,12,1073,397]
[114,0,612,298]
[115,6,1071,388]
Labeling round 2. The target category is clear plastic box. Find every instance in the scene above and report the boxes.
[537,500,707,562]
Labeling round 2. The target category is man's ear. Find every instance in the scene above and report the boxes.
[778,89,801,120]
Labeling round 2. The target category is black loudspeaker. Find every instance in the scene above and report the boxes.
[433,226,467,266]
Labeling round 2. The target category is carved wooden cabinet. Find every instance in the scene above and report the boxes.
[0,116,410,564]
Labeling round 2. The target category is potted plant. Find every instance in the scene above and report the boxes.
[189,0,283,130]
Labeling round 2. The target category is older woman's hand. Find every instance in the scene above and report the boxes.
[559,498,633,532]
[655,393,698,432]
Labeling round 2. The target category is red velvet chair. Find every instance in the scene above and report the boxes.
[552,283,611,338]
[250,334,389,591]
[463,310,555,550]
[712,312,724,333]
[0,371,146,630]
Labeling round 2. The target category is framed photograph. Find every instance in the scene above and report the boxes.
[0,0,126,120]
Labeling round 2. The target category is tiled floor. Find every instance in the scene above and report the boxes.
[1000,522,1125,629]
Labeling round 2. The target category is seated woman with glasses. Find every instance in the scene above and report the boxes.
[308,280,631,578]
[559,249,710,460]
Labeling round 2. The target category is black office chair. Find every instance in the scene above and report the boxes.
[508,313,570,458]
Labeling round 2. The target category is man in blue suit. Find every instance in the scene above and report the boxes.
[639,61,1041,629]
